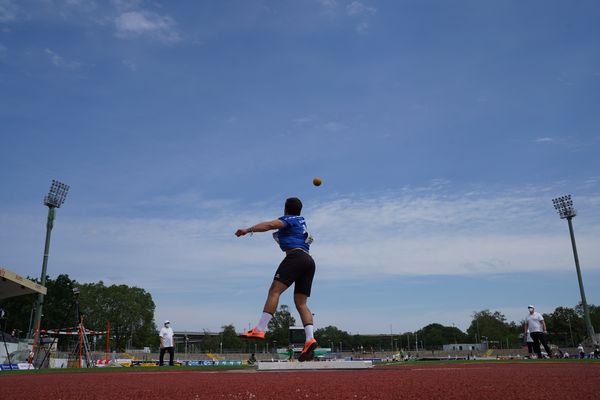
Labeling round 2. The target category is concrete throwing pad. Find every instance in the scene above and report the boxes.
[257,360,373,371]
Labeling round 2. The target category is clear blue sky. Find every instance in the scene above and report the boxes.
[1,0,599,335]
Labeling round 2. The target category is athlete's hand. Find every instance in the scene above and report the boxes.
[235,228,249,237]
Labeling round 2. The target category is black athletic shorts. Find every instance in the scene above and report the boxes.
[273,250,316,296]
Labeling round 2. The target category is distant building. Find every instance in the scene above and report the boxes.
[443,343,487,351]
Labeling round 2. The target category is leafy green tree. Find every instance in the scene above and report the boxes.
[267,304,296,346]
[200,331,221,353]
[0,274,78,338]
[543,306,585,347]
[350,333,384,352]
[78,281,158,351]
[0,288,35,337]
[416,323,468,349]
[315,326,352,351]
[466,309,519,348]
[43,274,80,329]
[1,274,159,351]
[0,273,32,335]
[574,302,600,340]
[220,324,243,352]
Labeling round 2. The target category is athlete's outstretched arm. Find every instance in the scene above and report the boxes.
[235,219,285,237]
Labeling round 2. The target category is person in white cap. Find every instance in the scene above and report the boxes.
[159,320,175,366]
[524,305,552,358]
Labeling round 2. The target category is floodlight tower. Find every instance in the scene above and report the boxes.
[30,180,70,339]
[552,195,597,344]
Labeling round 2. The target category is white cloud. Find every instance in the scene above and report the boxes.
[44,48,82,69]
[345,1,376,33]
[535,137,555,143]
[323,121,345,131]
[112,0,143,12]
[63,0,97,10]
[3,186,599,289]
[0,0,17,22]
[2,185,599,332]
[355,20,369,33]
[292,116,314,124]
[317,0,337,11]
[346,1,376,16]
[115,10,181,43]
[308,191,600,279]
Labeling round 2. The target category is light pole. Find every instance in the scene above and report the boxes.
[552,195,597,344]
[30,180,69,339]
[415,333,418,352]
[453,323,457,346]
[567,317,575,348]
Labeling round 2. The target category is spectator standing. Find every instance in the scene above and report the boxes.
[524,305,552,358]
[159,320,175,366]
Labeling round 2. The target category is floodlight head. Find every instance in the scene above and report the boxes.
[44,179,69,208]
[552,194,577,219]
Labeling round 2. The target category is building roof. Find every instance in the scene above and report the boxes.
[0,266,47,300]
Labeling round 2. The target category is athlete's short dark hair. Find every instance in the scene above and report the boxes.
[285,197,302,216]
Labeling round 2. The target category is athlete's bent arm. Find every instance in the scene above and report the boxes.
[235,219,285,236]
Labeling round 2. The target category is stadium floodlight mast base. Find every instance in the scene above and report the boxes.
[29,180,70,340]
[552,195,597,345]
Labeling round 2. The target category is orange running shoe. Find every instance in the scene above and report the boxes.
[240,327,265,340]
[298,338,317,362]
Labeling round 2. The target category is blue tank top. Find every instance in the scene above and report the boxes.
[275,215,310,252]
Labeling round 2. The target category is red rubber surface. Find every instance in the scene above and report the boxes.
[1,362,599,399]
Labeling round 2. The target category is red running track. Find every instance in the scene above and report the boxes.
[1,362,599,400]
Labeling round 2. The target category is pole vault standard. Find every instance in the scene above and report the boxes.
[39,324,108,368]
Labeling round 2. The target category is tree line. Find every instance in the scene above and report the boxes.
[197,305,599,353]
[0,274,157,351]
[2,274,597,352]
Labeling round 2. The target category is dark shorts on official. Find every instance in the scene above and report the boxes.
[274,250,316,296]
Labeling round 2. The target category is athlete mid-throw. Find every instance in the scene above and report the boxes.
[235,197,317,362]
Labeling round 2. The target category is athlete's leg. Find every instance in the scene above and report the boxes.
[296,293,317,362]
[243,280,289,338]
[294,293,313,326]
[263,280,289,314]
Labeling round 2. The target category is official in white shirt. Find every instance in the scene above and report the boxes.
[159,320,175,366]
[524,305,552,358]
